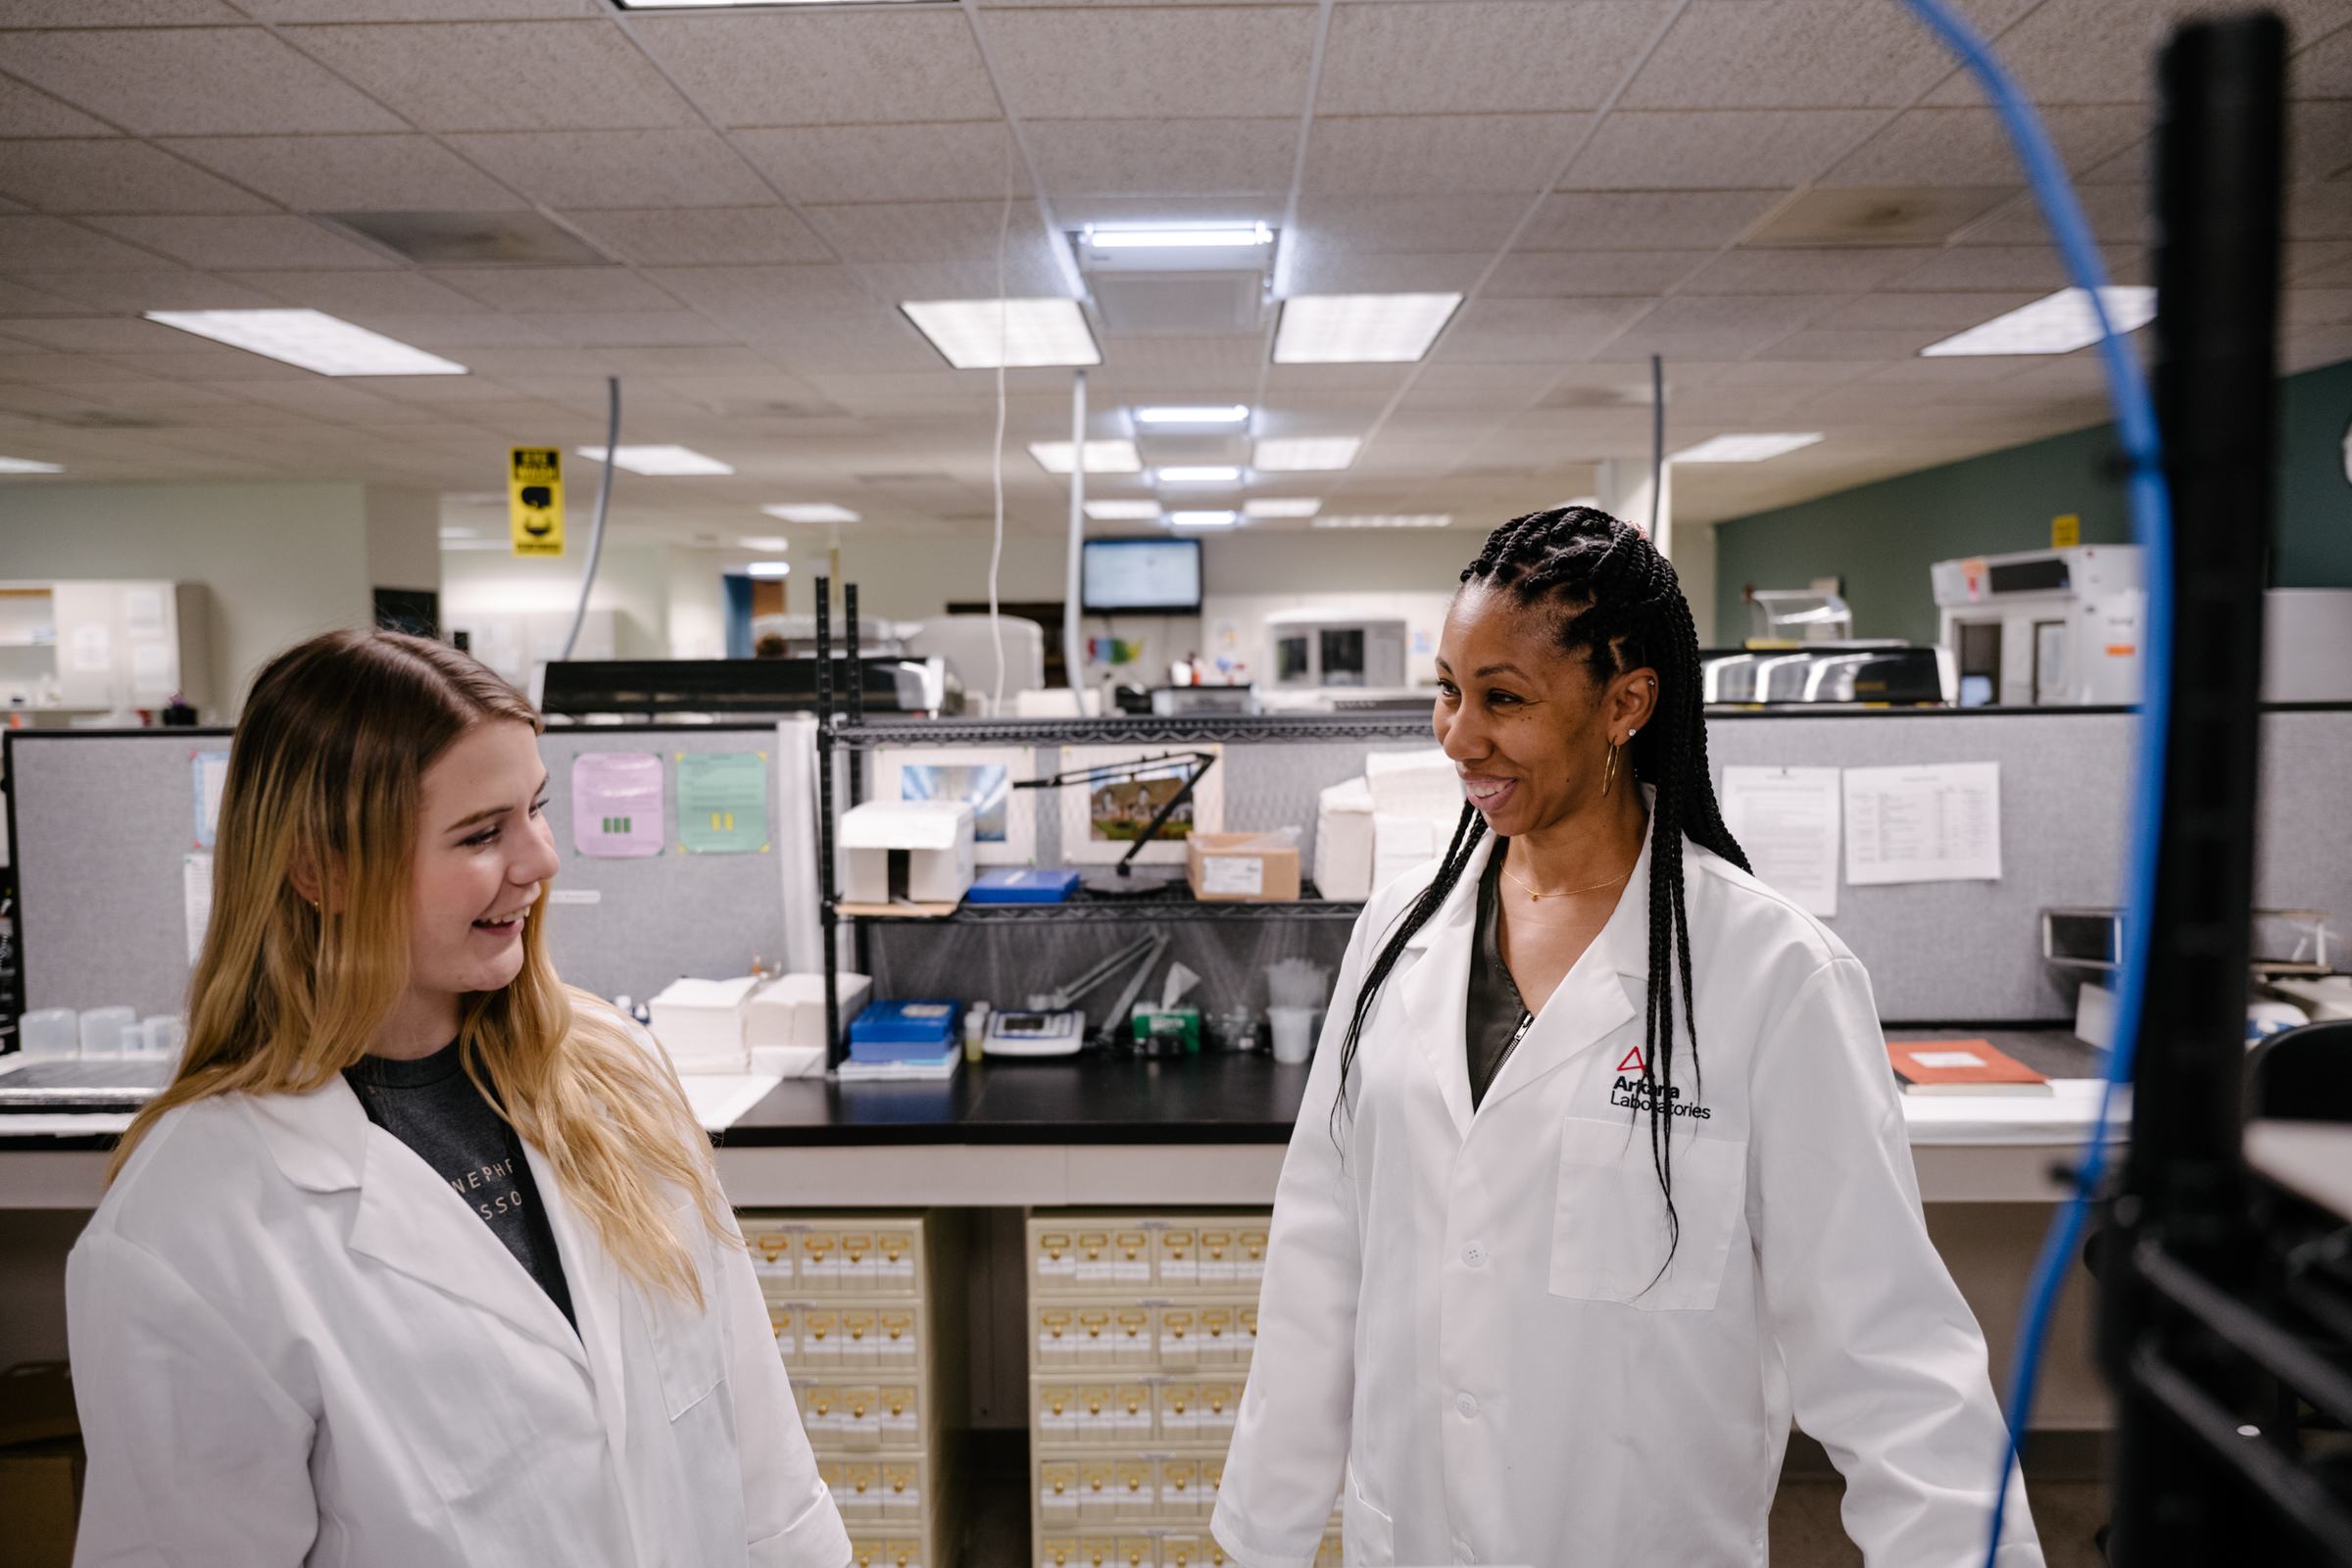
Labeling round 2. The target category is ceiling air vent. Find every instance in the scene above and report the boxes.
[1744,187,2013,247]
[322,211,612,268]
[1092,273,1268,336]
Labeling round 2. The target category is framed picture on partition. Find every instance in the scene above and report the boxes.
[871,747,1037,866]
[1056,745,1224,865]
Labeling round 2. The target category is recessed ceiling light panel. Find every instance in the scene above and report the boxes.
[1165,510,1241,528]
[1273,293,1461,364]
[1156,466,1242,484]
[1084,500,1164,520]
[1084,222,1271,251]
[579,444,735,476]
[1920,286,2158,357]
[1028,440,1143,475]
[1313,514,1451,529]
[1668,433,1823,464]
[145,309,466,377]
[760,504,859,524]
[0,456,64,474]
[902,298,1102,369]
[745,561,793,578]
[738,535,790,551]
[1252,436,1360,472]
[1244,498,1322,518]
[1135,405,1250,425]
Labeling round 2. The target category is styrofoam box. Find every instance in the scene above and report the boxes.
[748,972,872,1051]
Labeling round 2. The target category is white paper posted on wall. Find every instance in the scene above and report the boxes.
[1719,765,1841,917]
[1842,762,2003,886]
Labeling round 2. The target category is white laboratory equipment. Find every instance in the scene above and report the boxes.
[1932,545,2146,707]
[1266,612,1407,689]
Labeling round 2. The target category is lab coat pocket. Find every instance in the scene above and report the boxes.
[1547,1117,1747,1311]
[648,1203,727,1421]
[1342,1469,1395,1566]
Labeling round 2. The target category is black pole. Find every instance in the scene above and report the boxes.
[844,581,869,982]
[2104,14,2285,1563]
[815,575,841,1073]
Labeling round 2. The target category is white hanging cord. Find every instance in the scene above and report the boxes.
[560,375,619,662]
[988,130,1013,713]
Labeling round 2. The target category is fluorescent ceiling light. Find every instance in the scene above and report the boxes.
[1084,500,1163,521]
[738,535,790,551]
[1669,432,1823,464]
[144,309,466,377]
[1084,222,1271,251]
[1156,466,1242,484]
[1252,436,1360,472]
[579,444,734,476]
[901,298,1101,369]
[0,456,63,474]
[1166,511,1241,528]
[1135,405,1250,426]
[620,1,923,8]
[745,562,793,579]
[1273,293,1461,365]
[1920,286,2158,357]
[1313,514,1451,529]
[1029,440,1142,475]
[437,526,477,541]
[760,503,859,524]
[1245,498,1322,519]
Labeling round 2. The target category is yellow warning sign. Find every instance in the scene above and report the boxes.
[2051,513,2081,550]
[510,448,564,558]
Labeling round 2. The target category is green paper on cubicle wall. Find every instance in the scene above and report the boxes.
[676,752,769,855]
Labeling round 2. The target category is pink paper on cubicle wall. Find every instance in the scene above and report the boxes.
[572,751,663,858]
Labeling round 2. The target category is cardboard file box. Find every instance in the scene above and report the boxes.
[1185,832,1301,904]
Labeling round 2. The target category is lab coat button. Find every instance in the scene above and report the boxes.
[1462,1242,1487,1268]
[1455,1392,1480,1419]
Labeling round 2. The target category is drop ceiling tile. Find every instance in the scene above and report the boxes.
[981,7,1316,120]
[1304,115,1590,196]
[1923,0,2349,107]
[215,269,488,317]
[0,140,274,216]
[1856,354,2048,384]
[1679,246,1941,293]
[0,216,178,270]
[639,265,868,336]
[2294,23,2351,98]
[1956,183,2150,245]
[1809,289,2040,330]
[1430,296,1650,363]
[1479,250,1710,296]
[1518,189,1785,250]
[2284,288,2352,328]
[2,267,279,309]
[0,77,115,137]
[339,313,556,350]
[1056,194,1289,227]
[2290,102,2352,182]
[0,315,227,353]
[849,254,1076,301]
[1706,358,1877,387]
[286,22,700,132]
[97,345,320,380]
[1888,244,2146,291]
[734,122,1014,206]
[1292,192,1532,254]
[433,266,680,314]
[445,129,774,209]
[1279,248,1489,295]
[802,200,1054,266]
[0,28,405,135]
[1028,119,1297,198]
[629,12,1002,127]
[1625,0,2033,111]
[554,206,832,268]
[2282,324,2352,372]
[0,276,79,314]
[1822,105,2147,188]
[2288,182,2352,242]
[1561,110,1881,190]
[83,216,397,270]
[1760,326,1949,359]
[242,0,596,17]
[0,1,247,24]
[162,134,527,212]
[1316,1,1665,116]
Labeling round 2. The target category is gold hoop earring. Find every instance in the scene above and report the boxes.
[1602,741,1619,798]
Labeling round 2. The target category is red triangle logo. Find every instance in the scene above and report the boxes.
[1615,1046,1647,1074]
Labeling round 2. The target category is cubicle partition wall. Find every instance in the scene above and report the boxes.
[4,721,821,1022]
[8,708,2350,1032]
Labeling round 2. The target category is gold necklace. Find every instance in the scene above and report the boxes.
[1499,858,1634,904]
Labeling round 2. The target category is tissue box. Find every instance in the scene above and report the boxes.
[1187,831,1301,903]
[747,973,871,1065]
[646,975,762,1074]
[1315,777,1375,902]
[840,800,976,906]
[848,1000,961,1062]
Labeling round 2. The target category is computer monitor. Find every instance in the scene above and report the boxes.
[1081,538,1203,615]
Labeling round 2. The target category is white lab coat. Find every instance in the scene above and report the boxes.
[67,1072,851,1568]
[1213,821,2042,1568]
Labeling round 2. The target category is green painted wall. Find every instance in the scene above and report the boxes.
[1715,358,2352,647]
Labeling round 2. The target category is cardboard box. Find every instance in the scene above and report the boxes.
[1186,832,1301,904]
[840,802,976,908]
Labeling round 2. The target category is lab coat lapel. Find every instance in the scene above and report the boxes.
[342,1083,589,1371]
[524,1138,630,1447]
[1395,833,1492,1144]
[1478,817,1654,1114]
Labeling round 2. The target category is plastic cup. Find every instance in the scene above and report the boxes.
[79,1006,136,1057]
[20,1008,77,1058]
[1267,1004,1318,1065]
[141,1016,187,1060]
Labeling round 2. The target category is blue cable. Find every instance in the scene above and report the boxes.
[1889,2,2177,1563]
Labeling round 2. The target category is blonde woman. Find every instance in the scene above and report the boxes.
[67,630,849,1568]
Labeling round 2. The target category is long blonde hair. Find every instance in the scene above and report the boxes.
[111,629,726,1302]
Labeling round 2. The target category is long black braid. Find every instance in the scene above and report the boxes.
[1330,506,1748,1273]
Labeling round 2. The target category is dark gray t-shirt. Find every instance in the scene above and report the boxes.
[345,1042,576,1331]
[1466,842,1535,1110]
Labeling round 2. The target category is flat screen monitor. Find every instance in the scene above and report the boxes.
[1082,538,1202,614]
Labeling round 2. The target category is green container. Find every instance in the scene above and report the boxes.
[1129,1005,1202,1054]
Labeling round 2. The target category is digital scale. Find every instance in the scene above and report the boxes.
[981,1009,1088,1058]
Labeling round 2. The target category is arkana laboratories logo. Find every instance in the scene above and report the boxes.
[1608,1045,1714,1119]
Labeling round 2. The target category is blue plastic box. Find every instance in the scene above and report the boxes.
[965,867,1082,905]
[848,1000,960,1062]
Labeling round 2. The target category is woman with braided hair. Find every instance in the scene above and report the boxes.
[1215,508,2040,1567]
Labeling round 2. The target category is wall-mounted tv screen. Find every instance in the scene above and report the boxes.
[1082,538,1203,615]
